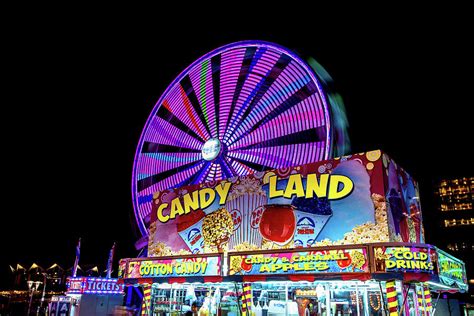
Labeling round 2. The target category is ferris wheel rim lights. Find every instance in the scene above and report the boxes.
[132,41,333,236]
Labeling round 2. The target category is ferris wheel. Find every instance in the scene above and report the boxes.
[132,41,334,236]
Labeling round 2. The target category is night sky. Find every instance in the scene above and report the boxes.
[2,15,473,287]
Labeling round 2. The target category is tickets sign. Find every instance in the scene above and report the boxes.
[123,255,221,278]
[374,246,436,274]
[66,277,123,294]
[436,248,468,291]
[229,248,369,275]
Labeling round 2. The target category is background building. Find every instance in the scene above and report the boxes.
[435,176,474,301]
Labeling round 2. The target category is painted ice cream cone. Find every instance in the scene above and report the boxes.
[291,196,333,247]
[177,209,206,253]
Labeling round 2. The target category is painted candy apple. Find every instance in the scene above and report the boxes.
[240,260,252,272]
[259,204,296,245]
[336,251,352,269]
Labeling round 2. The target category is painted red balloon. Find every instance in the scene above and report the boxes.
[259,204,296,245]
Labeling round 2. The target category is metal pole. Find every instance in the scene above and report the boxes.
[399,284,410,316]
[326,284,331,316]
[355,283,360,316]
[378,282,387,316]
[41,273,47,311]
[27,286,34,316]
[431,292,441,315]
[363,287,369,316]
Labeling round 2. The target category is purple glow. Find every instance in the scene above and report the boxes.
[132,41,333,236]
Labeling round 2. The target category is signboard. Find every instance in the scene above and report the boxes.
[66,277,123,294]
[436,248,468,291]
[57,301,70,316]
[373,246,437,274]
[48,296,73,316]
[229,248,369,276]
[123,255,221,278]
[148,150,425,256]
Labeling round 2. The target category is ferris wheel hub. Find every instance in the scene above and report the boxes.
[201,138,222,161]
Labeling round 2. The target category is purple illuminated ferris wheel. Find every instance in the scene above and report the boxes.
[132,41,334,236]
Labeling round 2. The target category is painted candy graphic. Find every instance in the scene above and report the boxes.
[148,150,425,255]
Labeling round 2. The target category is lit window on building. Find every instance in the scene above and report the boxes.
[446,242,473,252]
[438,177,473,211]
[444,218,474,227]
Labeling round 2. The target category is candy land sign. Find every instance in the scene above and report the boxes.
[229,248,369,276]
[148,150,425,256]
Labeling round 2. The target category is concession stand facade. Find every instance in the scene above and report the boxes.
[119,150,468,316]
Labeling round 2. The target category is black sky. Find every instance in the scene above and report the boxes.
[2,13,473,287]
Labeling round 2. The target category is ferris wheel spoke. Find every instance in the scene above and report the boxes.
[205,162,222,182]
[137,153,202,176]
[228,156,274,173]
[141,142,201,154]
[214,156,233,179]
[223,47,258,139]
[228,81,318,147]
[225,54,292,141]
[230,96,324,151]
[228,62,312,144]
[137,160,204,192]
[147,116,203,150]
[156,104,205,143]
[231,143,324,168]
[180,76,212,138]
[187,161,212,185]
[228,147,292,167]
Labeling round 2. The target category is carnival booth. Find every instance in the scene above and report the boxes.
[120,151,468,316]
[62,277,124,316]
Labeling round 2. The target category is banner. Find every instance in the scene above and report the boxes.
[72,238,81,277]
[229,248,369,276]
[148,150,425,256]
[106,242,116,278]
[373,246,437,274]
[436,248,468,291]
[48,297,73,316]
[124,255,221,278]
